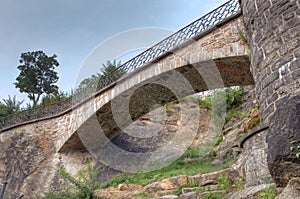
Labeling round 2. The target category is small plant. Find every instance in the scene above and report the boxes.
[45,161,104,199]
[290,141,300,159]
[197,96,212,108]
[173,186,183,196]
[186,180,200,188]
[237,27,248,44]
[163,101,176,114]
[12,130,25,138]
[202,193,222,199]
[217,175,232,191]
[258,185,278,199]
[232,178,245,191]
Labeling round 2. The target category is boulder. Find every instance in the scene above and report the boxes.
[276,178,300,199]
[267,95,300,187]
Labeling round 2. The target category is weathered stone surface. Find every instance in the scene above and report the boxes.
[188,169,237,187]
[178,192,198,199]
[1,15,252,155]
[267,95,300,187]
[117,184,129,191]
[226,183,276,199]
[242,128,273,187]
[241,0,300,188]
[276,178,300,199]
[158,195,179,199]
[240,0,300,123]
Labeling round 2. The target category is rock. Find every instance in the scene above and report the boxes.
[158,195,178,199]
[179,191,198,199]
[117,184,128,191]
[225,184,275,199]
[267,95,300,187]
[216,127,243,161]
[183,158,199,163]
[197,190,224,198]
[178,175,188,186]
[160,179,177,190]
[276,178,300,199]
[158,176,189,190]
[187,169,236,186]
[211,159,224,165]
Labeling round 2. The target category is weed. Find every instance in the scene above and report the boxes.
[173,186,183,196]
[99,148,233,189]
[238,27,248,44]
[258,185,278,199]
[44,161,104,199]
[290,141,300,159]
[217,175,232,191]
[12,130,25,138]
[202,193,222,199]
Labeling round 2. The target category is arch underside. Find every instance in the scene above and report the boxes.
[59,55,253,153]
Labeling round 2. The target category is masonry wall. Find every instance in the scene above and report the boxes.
[240,0,300,186]
[240,0,300,123]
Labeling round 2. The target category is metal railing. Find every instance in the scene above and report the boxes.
[0,0,240,130]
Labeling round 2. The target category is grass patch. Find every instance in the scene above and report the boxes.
[202,193,222,199]
[225,109,247,123]
[98,148,233,189]
[257,185,278,199]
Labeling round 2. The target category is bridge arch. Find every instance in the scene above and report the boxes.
[57,14,253,156]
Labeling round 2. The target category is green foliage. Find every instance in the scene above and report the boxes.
[258,185,278,199]
[0,95,24,117]
[76,60,126,93]
[232,179,245,191]
[246,116,261,130]
[225,88,243,110]
[12,130,25,138]
[183,87,244,127]
[290,141,300,159]
[45,162,103,199]
[76,74,101,94]
[213,135,223,147]
[225,109,244,123]
[15,51,60,106]
[211,90,226,130]
[183,147,201,159]
[237,27,248,44]
[163,101,176,114]
[98,148,233,189]
[97,60,126,90]
[184,95,212,108]
[202,193,222,199]
[197,96,212,108]
[217,175,232,191]
[186,180,200,187]
[40,91,70,106]
[173,186,183,196]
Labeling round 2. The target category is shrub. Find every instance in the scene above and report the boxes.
[45,161,104,199]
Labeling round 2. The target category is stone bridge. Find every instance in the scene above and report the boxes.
[0,2,252,154]
[1,0,254,152]
[1,0,299,196]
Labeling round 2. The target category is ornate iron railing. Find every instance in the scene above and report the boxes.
[0,0,240,130]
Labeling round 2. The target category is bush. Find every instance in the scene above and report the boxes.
[45,162,104,199]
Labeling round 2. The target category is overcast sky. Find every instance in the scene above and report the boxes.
[0,0,227,104]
